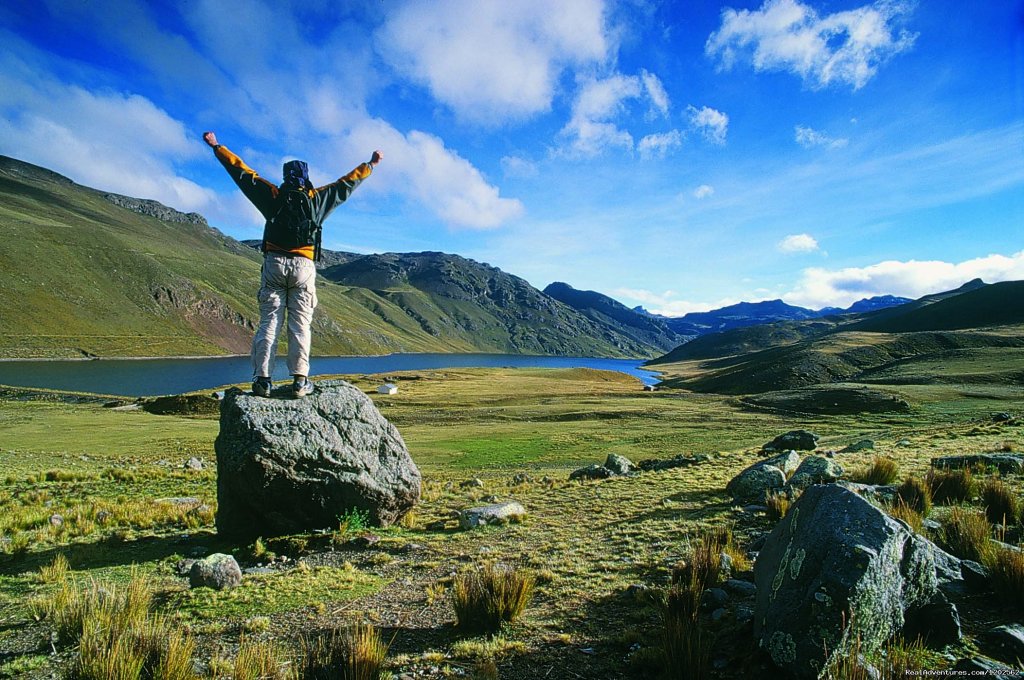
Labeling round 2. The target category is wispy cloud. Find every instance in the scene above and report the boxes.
[612,287,742,316]
[706,0,917,90]
[687,105,729,144]
[693,184,715,199]
[501,155,540,179]
[795,125,848,149]
[778,233,820,253]
[785,250,1024,308]
[638,130,683,159]
[377,0,609,125]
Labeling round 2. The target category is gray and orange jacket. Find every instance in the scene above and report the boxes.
[213,145,372,260]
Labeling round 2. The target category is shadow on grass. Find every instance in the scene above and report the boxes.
[0,530,238,576]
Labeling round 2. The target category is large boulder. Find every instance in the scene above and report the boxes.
[189,553,242,590]
[763,430,819,452]
[754,485,956,678]
[215,381,420,538]
[727,451,801,504]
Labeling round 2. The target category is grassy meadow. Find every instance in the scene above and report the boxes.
[0,367,1022,678]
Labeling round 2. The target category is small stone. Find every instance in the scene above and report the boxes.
[604,453,635,475]
[511,473,532,485]
[460,478,484,489]
[189,553,242,590]
[701,587,729,610]
[49,514,64,528]
[425,520,448,531]
[458,502,526,529]
[183,457,204,471]
[569,464,612,481]
[724,579,757,598]
[839,439,875,453]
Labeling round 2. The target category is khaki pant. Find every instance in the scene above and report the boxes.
[251,252,318,378]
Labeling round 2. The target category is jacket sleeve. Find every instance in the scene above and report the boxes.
[213,145,279,218]
[311,163,373,222]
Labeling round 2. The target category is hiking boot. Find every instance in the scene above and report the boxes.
[292,377,314,398]
[252,377,272,397]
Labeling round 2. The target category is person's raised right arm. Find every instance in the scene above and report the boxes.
[203,131,278,218]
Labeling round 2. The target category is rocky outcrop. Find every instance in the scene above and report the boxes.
[754,485,960,678]
[215,381,421,538]
[102,192,208,225]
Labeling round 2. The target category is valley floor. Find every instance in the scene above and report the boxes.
[0,368,1022,678]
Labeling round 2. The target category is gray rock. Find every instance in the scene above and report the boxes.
[569,464,612,481]
[183,457,204,471]
[701,587,729,610]
[604,453,634,475]
[931,453,1024,474]
[763,430,818,452]
[189,553,242,590]
[839,439,875,453]
[49,514,63,528]
[959,560,989,591]
[787,455,844,490]
[754,485,948,678]
[724,579,758,598]
[901,591,962,647]
[992,412,1014,423]
[726,451,800,504]
[460,478,484,488]
[458,501,526,529]
[175,558,197,576]
[214,380,421,539]
[836,481,899,504]
[979,624,1024,667]
[510,473,532,485]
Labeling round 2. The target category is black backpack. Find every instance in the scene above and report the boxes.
[263,188,322,260]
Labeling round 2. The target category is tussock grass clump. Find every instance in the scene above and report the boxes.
[766,490,798,521]
[985,544,1024,608]
[673,525,738,588]
[49,573,152,646]
[37,553,71,584]
[856,457,900,486]
[886,499,924,534]
[663,572,711,680]
[297,624,388,680]
[981,478,1021,527]
[453,563,535,633]
[897,476,933,516]
[234,637,292,680]
[927,467,978,505]
[939,507,992,562]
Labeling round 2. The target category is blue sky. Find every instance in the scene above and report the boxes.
[1,0,1021,314]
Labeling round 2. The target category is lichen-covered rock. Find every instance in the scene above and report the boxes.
[763,430,819,452]
[459,502,526,529]
[189,553,242,590]
[726,451,801,504]
[215,381,420,539]
[754,485,953,678]
[787,455,844,490]
[604,453,635,475]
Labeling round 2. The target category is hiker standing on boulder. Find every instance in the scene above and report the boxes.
[203,131,382,397]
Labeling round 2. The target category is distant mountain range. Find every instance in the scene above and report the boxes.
[632,295,913,337]
[648,279,1024,394]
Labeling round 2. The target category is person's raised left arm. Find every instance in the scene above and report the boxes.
[311,150,383,220]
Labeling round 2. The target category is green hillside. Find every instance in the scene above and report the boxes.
[847,280,1024,332]
[0,156,665,359]
[0,157,462,358]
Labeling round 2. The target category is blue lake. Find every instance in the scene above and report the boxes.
[0,353,659,397]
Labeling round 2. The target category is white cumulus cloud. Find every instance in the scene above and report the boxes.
[612,288,741,317]
[784,251,1024,308]
[706,0,917,90]
[377,0,610,124]
[559,74,642,156]
[778,233,820,253]
[688,105,729,144]
[795,125,848,149]
[693,184,715,199]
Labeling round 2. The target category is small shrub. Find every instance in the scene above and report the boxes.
[897,477,932,516]
[425,582,448,605]
[981,478,1021,527]
[297,624,388,680]
[927,468,978,505]
[985,543,1024,608]
[857,457,900,486]
[234,637,292,680]
[939,507,992,562]
[452,563,535,633]
[338,508,370,535]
